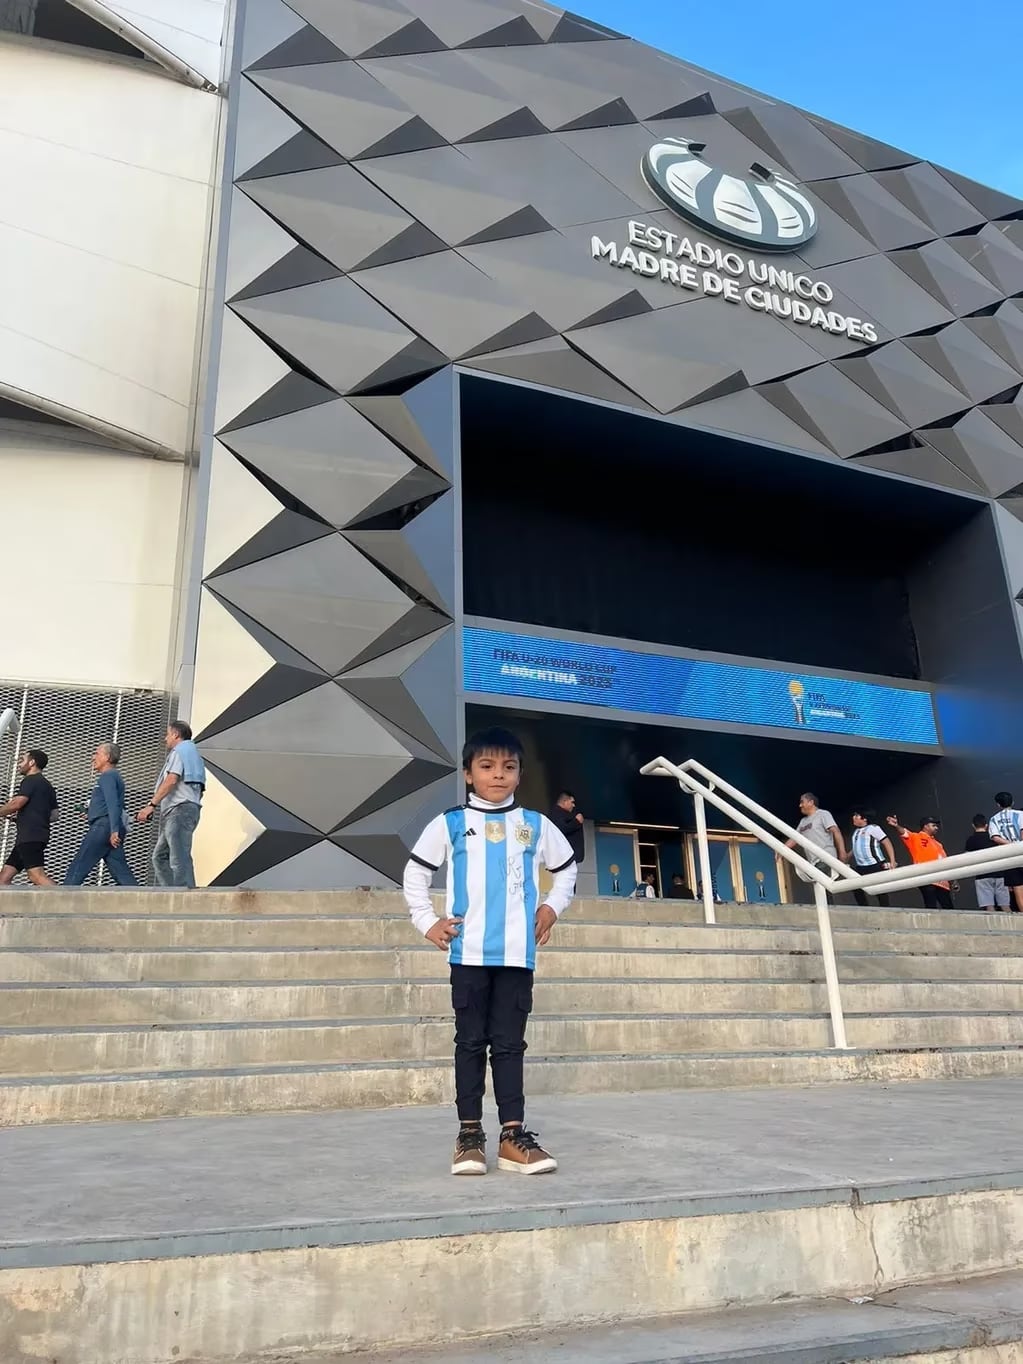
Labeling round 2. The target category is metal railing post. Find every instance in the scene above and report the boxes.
[693,793,716,926]
[813,879,849,1050]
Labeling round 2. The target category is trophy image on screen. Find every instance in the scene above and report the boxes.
[788,679,806,725]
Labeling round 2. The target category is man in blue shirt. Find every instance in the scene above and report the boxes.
[137,719,205,888]
[65,742,137,886]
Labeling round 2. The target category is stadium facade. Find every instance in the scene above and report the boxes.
[6,0,1023,896]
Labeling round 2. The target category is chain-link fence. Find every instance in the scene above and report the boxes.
[0,683,171,885]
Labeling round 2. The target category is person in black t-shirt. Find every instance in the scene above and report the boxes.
[548,790,584,865]
[965,813,1010,911]
[0,749,58,886]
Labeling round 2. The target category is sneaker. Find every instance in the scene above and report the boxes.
[497,1126,557,1175]
[451,1125,487,1176]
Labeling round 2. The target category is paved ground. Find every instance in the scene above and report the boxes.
[2,1078,1022,1268]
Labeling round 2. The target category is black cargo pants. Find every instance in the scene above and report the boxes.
[450,964,533,1125]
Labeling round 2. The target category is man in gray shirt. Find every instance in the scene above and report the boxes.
[785,792,846,880]
[136,719,205,888]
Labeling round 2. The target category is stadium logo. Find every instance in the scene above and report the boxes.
[641,138,818,252]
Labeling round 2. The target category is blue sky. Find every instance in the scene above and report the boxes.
[575,0,1023,196]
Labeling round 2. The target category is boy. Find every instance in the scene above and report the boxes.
[988,792,1023,913]
[847,807,896,907]
[403,727,577,1177]
[966,813,1009,912]
[886,814,953,909]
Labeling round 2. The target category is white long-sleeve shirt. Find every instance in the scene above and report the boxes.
[402,794,577,970]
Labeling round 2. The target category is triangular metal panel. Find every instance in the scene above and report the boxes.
[243,838,396,889]
[993,502,1023,599]
[760,363,911,458]
[208,509,334,578]
[459,229,652,334]
[887,239,1004,318]
[232,276,447,395]
[905,323,1021,404]
[807,116,916,172]
[965,306,1023,375]
[920,410,1023,497]
[725,105,863,182]
[387,491,456,609]
[201,440,285,580]
[339,626,456,760]
[852,447,985,495]
[230,245,343,303]
[357,144,553,248]
[351,250,555,362]
[210,533,424,676]
[344,518,453,614]
[460,336,648,410]
[669,387,832,457]
[360,48,546,144]
[248,23,348,71]
[197,663,329,744]
[240,0,306,71]
[810,176,937,253]
[218,370,338,436]
[873,162,986,237]
[835,341,974,430]
[220,397,445,530]
[347,372,456,480]
[242,164,447,273]
[933,166,1023,221]
[248,61,444,161]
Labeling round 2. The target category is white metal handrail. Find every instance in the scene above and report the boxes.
[641,754,1023,1053]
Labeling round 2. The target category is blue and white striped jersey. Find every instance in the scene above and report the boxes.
[403,796,577,969]
[989,808,1023,843]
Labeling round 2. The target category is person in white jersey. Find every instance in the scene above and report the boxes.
[989,791,1023,912]
[846,807,896,907]
[403,727,577,1177]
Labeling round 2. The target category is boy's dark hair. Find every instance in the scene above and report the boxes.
[973,813,989,828]
[921,816,940,828]
[996,791,1014,808]
[556,789,574,802]
[461,727,524,770]
[852,807,877,822]
[26,749,47,771]
[169,719,193,741]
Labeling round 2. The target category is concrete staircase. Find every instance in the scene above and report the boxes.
[2,889,1023,1125]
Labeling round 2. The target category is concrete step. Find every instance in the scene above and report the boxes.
[354,1269,1023,1364]
[3,944,1023,985]
[3,1083,1023,1364]
[6,912,1023,961]
[5,888,1023,936]
[5,1044,1023,1125]
[0,946,832,984]
[4,1010,1023,1080]
[3,977,1023,1026]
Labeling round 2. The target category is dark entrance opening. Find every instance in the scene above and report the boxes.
[459,375,982,680]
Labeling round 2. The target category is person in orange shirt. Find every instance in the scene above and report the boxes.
[886,815,954,910]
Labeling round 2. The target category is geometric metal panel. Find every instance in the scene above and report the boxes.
[193,0,1023,887]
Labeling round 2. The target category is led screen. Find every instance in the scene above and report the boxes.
[463,626,940,747]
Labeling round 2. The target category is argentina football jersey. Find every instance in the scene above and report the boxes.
[407,798,576,970]
[990,807,1023,842]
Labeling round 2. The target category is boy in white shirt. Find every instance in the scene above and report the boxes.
[403,727,577,1177]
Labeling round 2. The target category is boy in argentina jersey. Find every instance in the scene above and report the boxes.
[403,727,576,1177]
[989,791,1023,912]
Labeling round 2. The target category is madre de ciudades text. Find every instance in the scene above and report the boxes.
[591,220,879,345]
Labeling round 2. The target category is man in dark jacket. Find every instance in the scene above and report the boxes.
[549,790,584,865]
[65,742,137,886]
